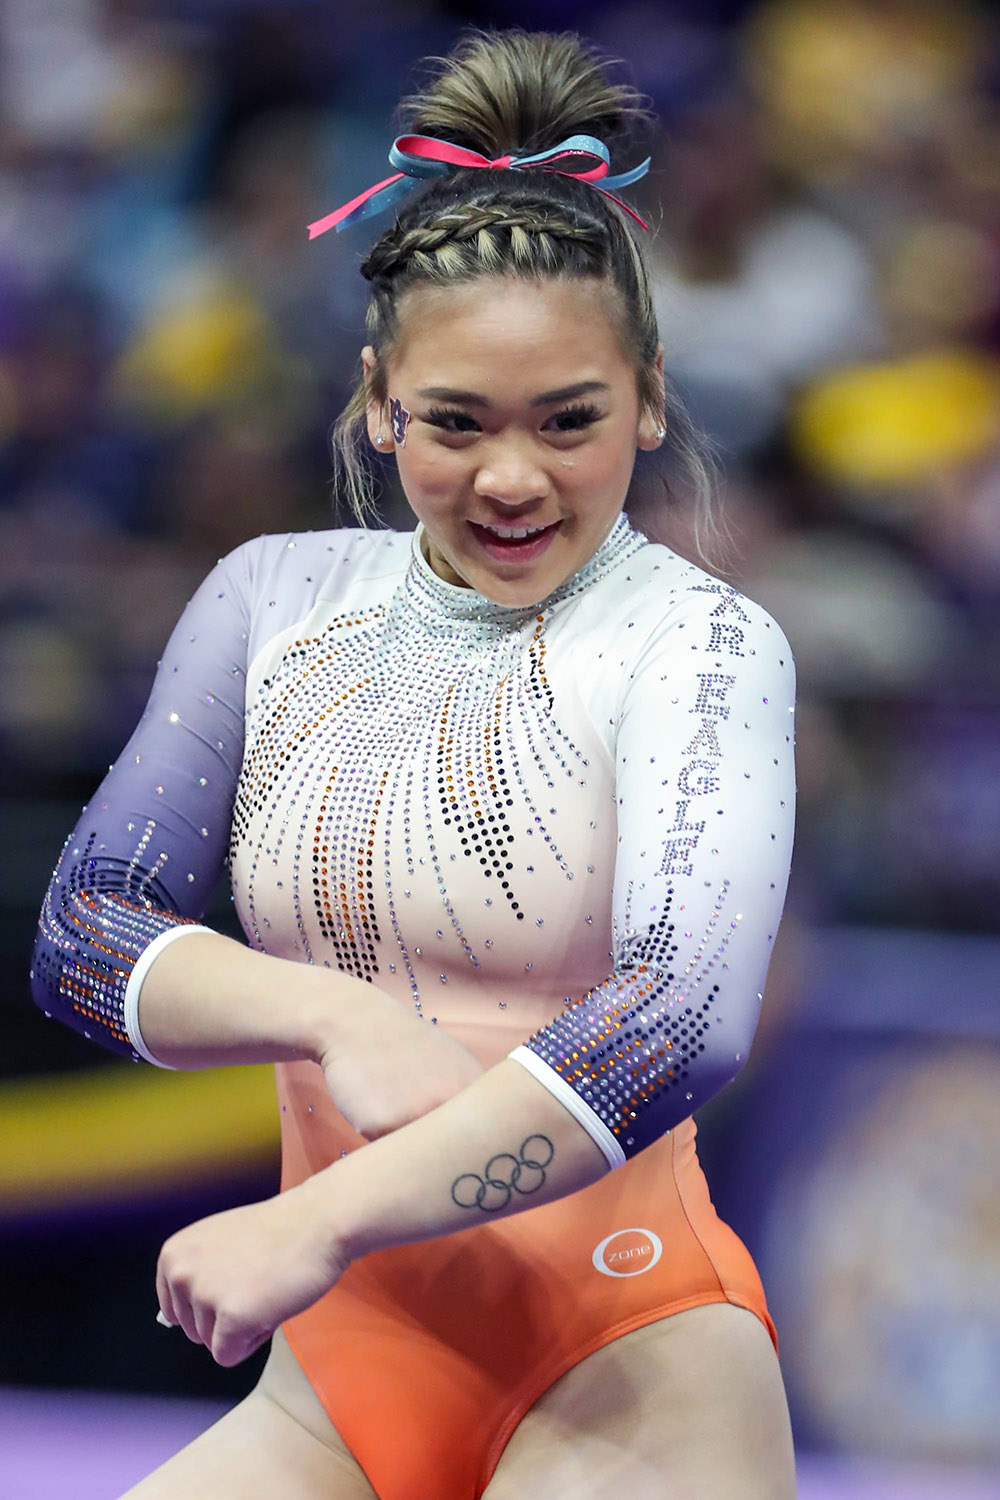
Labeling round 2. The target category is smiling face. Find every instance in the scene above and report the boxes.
[365,276,664,606]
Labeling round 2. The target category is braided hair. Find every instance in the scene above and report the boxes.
[333,30,725,570]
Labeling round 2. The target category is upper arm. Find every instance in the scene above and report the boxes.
[513,581,796,1162]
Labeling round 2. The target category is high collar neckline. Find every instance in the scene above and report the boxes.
[404,513,645,627]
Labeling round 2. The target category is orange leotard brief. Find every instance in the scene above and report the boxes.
[278,1060,776,1500]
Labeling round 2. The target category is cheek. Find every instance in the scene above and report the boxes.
[397,445,465,507]
[567,436,635,504]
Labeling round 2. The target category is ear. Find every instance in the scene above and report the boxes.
[362,346,394,451]
[636,343,666,451]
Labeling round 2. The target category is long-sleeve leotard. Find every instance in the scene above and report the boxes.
[31,514,795,1164]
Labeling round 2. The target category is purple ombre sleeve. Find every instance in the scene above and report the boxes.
[30,542,257,1060]
[510,583,797,1165]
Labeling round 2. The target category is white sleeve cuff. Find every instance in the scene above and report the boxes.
[124,925,216,1067]
[507,1045,627,1170]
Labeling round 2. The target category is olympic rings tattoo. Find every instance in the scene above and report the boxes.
[451,1134,555,1213]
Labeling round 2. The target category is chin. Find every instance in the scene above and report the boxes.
[463,554,566,604]
[463,535,586,605]
[481,581,551,607]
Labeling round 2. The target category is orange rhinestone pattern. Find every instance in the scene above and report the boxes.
[32,519,795,1163]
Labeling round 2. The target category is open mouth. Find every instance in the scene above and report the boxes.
[467,519,562,558]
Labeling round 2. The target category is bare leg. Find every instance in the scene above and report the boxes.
[484,1303,796,1500]
[118,1329,377,1500]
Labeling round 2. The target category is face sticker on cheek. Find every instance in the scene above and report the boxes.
[388,396,411,447]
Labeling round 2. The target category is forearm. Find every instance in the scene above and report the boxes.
[136,929,362,1070]
[304,1057,611,1260]
[153,1055,612,1365]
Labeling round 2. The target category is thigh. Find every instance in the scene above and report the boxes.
[483,1303,796,1500]
[119,1329,377,1500]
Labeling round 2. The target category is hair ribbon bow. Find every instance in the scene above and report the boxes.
[307,133,650,239]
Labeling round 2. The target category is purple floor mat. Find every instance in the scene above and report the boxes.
[0,1387,997,1499]
[0,1387,225,1500]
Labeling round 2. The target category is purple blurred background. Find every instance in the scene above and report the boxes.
[2,0,999,1494]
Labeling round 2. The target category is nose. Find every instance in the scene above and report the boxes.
[473,438,549,507]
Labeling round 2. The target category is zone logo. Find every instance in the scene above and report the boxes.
[592,1227,663,1277]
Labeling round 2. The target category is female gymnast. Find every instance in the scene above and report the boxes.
[32,29,797,1500]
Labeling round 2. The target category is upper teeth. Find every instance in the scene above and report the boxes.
[482,523,550,538]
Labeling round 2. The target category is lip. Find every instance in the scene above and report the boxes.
[467,518,562,564]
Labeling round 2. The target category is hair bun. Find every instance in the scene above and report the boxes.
[402,29,649,161]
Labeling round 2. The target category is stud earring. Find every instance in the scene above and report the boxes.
[656,426,666,440]
[374,433,386,445]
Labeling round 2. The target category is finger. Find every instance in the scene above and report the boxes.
[155,1252,181,1333]
[211,1314,269,1369]
[176,1307,204,1345]
[165,1282,203,1346]
[193,1303,216,1354]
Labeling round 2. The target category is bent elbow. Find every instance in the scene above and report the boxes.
[690,1019,756,1105]
[29,896,136,1059]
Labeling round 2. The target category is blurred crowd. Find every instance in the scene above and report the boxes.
[2,0,1000,1472]
[0,0,998,931]
[3,0,1000,933]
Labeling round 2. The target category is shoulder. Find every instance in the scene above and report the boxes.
[212,526,415,692]
[209,526,412,640]
[220,525,412,596]
[554,536,795,753]
[570,534,794,668]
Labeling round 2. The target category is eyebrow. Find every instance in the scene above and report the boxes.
[415,380,610,408]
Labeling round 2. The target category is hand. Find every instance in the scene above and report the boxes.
[318,985,486,1140]
[155,1178,345,1367]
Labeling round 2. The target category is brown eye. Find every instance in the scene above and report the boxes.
[548,403,602,432]
[426,407,480,433]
